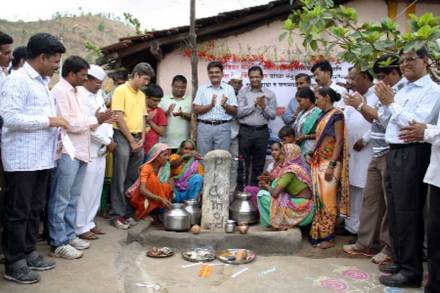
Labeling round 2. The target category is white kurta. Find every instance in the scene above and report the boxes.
[75,88,113,234]
[344,86,378,234]
[345,86,378,188]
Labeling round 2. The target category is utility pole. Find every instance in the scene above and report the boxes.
[189,0,198,142]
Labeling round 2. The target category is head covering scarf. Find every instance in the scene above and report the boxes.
[174,139,200,190]
[177,139,196,156]
[278,143,312,190]
[144,143,170,183]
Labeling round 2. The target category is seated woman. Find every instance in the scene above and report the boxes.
[244,142,284,211]
[257,143,314,230]
[128,143,173,220]
[169,139,204,203]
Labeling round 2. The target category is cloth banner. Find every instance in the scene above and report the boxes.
[224,61,351,140]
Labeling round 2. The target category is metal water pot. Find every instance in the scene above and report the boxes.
[229,192,258,224]
[164,203,191,231]
[184,199,201,226]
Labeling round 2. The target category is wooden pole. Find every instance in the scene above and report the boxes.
[190,0,198,142]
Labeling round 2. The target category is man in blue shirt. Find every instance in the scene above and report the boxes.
[193,61,238,156]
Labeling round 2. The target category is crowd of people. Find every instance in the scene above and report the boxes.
[0,30,439,292]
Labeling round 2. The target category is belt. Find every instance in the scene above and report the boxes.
[389,143,426,150]
[239,123,268,131]
[131,132,142,139]
[197,119,230,125]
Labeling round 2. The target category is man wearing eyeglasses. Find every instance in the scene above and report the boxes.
[376,48,440,288]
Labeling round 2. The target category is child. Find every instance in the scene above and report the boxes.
[278,125,295,144]
[143,84,168,155]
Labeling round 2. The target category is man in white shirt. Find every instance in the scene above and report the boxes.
[376,47,440,288]
[343,68,377,235]
[0,31,13,266]
[343,55,403,264]
[1,33,68,284]
[311,60,346,108]
[75,65,116,240]
[399,115,440,293]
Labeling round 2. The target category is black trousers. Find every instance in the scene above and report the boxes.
[237,125,269,190]
[385,143,430,281]
[2,170,50,269]
[0,162,5,256]
[426,185,440,293]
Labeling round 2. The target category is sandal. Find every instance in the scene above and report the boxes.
[78,231,98,240]
[90,227,105,235]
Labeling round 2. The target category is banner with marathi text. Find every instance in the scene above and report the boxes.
[223,61,351,140]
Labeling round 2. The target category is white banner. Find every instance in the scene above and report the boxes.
[224,62,351,140]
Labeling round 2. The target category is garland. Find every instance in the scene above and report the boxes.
[182,40,339,70]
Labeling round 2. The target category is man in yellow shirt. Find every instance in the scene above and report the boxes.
[110,62,155,229]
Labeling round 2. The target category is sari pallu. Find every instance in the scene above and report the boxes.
[171,154,204,203]
[127,143,173,220]
[257,144,315,229]
[309,109,349,245]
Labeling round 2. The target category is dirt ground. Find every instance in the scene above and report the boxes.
[0,217,426,293]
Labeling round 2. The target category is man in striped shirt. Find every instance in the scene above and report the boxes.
[193,61,238,156]
[343,54,404,265]
[0,33,67,284]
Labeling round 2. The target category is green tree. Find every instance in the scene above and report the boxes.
[281,0,440,72]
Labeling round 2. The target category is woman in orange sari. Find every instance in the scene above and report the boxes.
[128,143,173,220]
[309,87,349,249]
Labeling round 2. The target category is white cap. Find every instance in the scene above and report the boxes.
[88,65,107,81]
[230,72,242,81]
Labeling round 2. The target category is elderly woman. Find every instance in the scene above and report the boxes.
[257,143,315,230]
[169,139,204,203]
[128,143,173,220]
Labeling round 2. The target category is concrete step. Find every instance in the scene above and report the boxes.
[127,222,303,255]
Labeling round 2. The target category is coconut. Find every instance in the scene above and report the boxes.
[191,225,201,234]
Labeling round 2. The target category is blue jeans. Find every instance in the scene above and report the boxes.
[47,154,87,247]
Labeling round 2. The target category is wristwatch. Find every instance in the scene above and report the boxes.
[357,102,364,112]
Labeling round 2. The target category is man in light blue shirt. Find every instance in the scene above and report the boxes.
[0,33,68,285]
[193,61,238,156]
[376,47,440,288]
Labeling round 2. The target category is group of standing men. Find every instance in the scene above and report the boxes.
[0,28,440,292]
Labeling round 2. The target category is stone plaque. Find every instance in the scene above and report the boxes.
[201,150,232,231]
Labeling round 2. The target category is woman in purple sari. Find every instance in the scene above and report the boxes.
[169,140,204,203]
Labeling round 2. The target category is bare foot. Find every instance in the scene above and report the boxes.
[318,241,335,249]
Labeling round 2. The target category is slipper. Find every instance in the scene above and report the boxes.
[90,227,105,235]
[78,231,98,240]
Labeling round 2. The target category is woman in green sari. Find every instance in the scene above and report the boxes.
[257,143,314,230]
[293,87,322,158]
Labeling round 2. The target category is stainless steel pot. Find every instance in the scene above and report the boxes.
[164,203,191,231]
[184,199,201,226]
[225,220,236,233]
[229,192,258,224]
